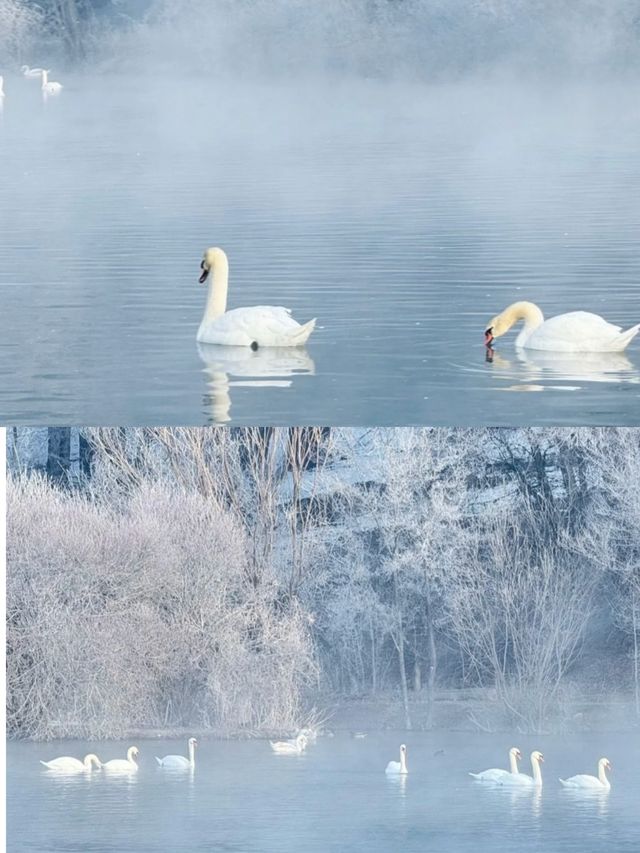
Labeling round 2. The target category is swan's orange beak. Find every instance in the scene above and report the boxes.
[484,329,494,345]
[199,261,209,284]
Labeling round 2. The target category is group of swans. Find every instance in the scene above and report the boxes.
[485,301,638,353]
[470,747,612,789]
[40,738,197,773]
[195,248,637,356]
[0,66,63,100]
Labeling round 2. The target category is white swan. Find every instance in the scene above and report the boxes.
[22,65,50,78]
[102,746,139,771]
[485,302,639,352]
[497,750,544,787]
[196,248,316,348]
[155,737,197,769]
[385,744,408,775]
[560,757,611,789]
[41,69,63,94]
[469,747,522,782]
[270,733,307,754]
[40,753,102,772]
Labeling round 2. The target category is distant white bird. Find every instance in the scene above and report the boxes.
[560,757,611,789]
[155,737,197,769]
[469,747,522,783]
[41,69,63,94]
[40,753,102,772]
[385,744,408,775]
[102,746,139,772]
[22,65,50,78]
[197,247,316,347]
[270,733,307,754]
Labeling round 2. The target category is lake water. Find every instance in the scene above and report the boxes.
[1,75,639,425]
[6,732,640,852]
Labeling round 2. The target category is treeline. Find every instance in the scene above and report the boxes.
[6,427,640,739]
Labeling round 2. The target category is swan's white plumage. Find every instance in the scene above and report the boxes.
[497,751,544,787]
[485,301,639,352]
[40,753,102,772]
[385,744,408,775]
[41,69,62,94]
[560,757,611,789]
[103,746,139,771]
[196,247,316,347]
[156,737,197,769]
[469,747,521,782]
[270,734,307,754]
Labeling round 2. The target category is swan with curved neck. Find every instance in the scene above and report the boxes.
[270,733,308,754]
[497,750,544,787]
[196,247,316,348]
[385,744,408,775]
[155,737,197,769]
[469,747,522,782]
[560,757,611,789]
[40,753,102,772]
[103,746,139,771]
[484,301,639,352]
[41,69,63,94]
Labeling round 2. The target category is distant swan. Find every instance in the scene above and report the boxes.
[103,746,139,771]
[485,301,639,352]
[270,733,307,754]
[497,750,544,787]
[385,744,408,775]
[469,747,521,782]
[155,737,197,769]
[196,247,316,347]
[41,69,63,94]
[40,753,102,772]
[22,65,50,78]
[560,757,611,789]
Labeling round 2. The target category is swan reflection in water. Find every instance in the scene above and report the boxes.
[560,785,610,818]
[198,344,315,423]
[485,347,638,388]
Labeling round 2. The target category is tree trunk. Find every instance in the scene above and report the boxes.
[425,589,437,728]
[396,627,412,730]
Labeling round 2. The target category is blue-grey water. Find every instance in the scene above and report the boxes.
[1,74,639,425]
[6,732,640,852]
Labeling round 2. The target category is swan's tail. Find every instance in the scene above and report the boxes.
[559,778,568,786]
[290,318,316,346]
[155,757,162,766]
[39,761,49,768]
[615,323,640,351]
[468,772,481,779]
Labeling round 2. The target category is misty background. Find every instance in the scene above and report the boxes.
[6,426,640,740]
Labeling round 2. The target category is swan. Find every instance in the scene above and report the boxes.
[22,65,50,78]
[102,746,139,771]
[560,757,611,789]
[155,737,197,769]
[196,248,316,348]
[40,753,102,772]
[484,302,639,352]
[385,744,408,775]
[497,750,544,787]
[270,733,307,754]
[41,70,63,94]
[469,747,522,782]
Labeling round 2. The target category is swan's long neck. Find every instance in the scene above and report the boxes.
[531,756,543,786]
[84,754,100,770]
[188,741,195,766]
[598,762,609,785]
[127,748,137,766]
[203,256,229,323]
[41,70,48,88]
[400,750,407,773]
[503,301,544,347]
[509,751,519,774]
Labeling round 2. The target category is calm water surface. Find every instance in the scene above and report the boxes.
[1,75,639,424]
[6,732,640,852]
